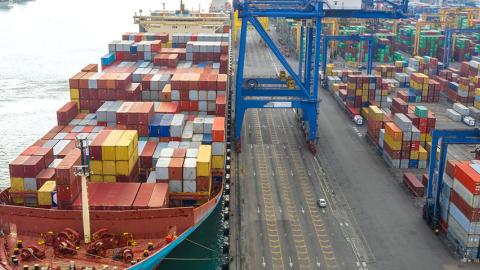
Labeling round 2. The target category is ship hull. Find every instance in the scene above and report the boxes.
[130,187,223,269]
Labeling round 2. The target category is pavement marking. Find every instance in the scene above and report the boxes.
[266,111,314,269]
[253,111,285,269]
[288,145,340,269]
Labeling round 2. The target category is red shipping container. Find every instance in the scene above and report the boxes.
[212,117,225,142]
[89,130,112,160]
[55,148,81,186]
[21,145,40,156]
[196,176,210,192]
[23,155,46,178]
[173,148,186,158]
[69,72,87,89]
[132,183,155,209]
[36,168,56,188]
[217,74,228,91]
[148,183,169,208]
[140,141,158,170]
[57,178,80,207]
[56,102,79,126]
[403,172,424,197]
[9,155,29,178]
[450,189,480,222]
[169,158,184,180]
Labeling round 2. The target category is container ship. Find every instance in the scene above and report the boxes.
[0,3,232,270]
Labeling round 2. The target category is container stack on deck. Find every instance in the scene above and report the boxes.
[367,103,435,169]
[437,160,480,260]
[8,29,230,209]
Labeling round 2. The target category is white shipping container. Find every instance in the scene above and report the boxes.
[147,171,156,183]
[212,142,225,156]
[199,101,207,111]
[183,180,197,193]
[160,147,174,158]
[155,157,171,180]
[207,101,216,111]
[186,148,198,158]
[189,90,198,100]
[24,178,37,191]
[183,158,197,180]
[207,91,216,101]
[198,90,207,100]
[204,117,214,134]
[193,117,204,133]
[171,90,181,101]
[169,180,183,193]
[167,141,180,148]
[192,134,203,142]
[453,177,480,208]
[454,103,470,116]
[447,109,462,121]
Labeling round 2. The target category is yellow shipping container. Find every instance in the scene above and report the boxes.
[116,154,138,176]
[166,41,173,48]
[12,196,24,204]
[70,88,79,99]
[90,160,103,175]
[410,150,419,160]
[475,101,480,110]
[426,134,432,142]
[368,106,383,121]
[80,109,90,114]
[10,177,24,192]
[102,130,125,161]
[104,175,116,183]
[102,160,116,175]
[115,130,138,161]
[420,133,426,142]
[91,175,104,183]
[418,146,427,160]
[475,88,480,96]
[38,181,56,206]
[361,107,369,119]
[72,98,80,109]
[197,145,212,177]
[212,156,224,169]
[384,133,402,150]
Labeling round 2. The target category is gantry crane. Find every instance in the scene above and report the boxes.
[233,0,409,154]
[321,34,375,80]
[443,28,480,68]
[424,129,480,231]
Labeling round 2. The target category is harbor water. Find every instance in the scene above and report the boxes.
[0,1,225,269]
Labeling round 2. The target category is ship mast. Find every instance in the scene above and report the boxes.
[74,135,91,244]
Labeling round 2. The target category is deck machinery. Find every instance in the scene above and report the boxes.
[233,0,409,154]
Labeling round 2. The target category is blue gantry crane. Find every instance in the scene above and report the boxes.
[423,129,480,230]
[233,0,409,153]
[443,28,480,68]
[321,34,375,80]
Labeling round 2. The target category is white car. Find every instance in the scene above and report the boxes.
[317,198,327,208]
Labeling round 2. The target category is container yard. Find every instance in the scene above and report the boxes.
[5,0,480,270]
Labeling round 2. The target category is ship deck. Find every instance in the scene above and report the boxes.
[229,23,480,270]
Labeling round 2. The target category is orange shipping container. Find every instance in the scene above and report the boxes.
[384,122,402,141]
[212,117,225,142]
[454,163,480,195]
[168,158,184,180]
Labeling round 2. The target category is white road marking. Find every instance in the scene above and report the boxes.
[262,256,266,268]
[289,256,294,268]
[316,256,321,268]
